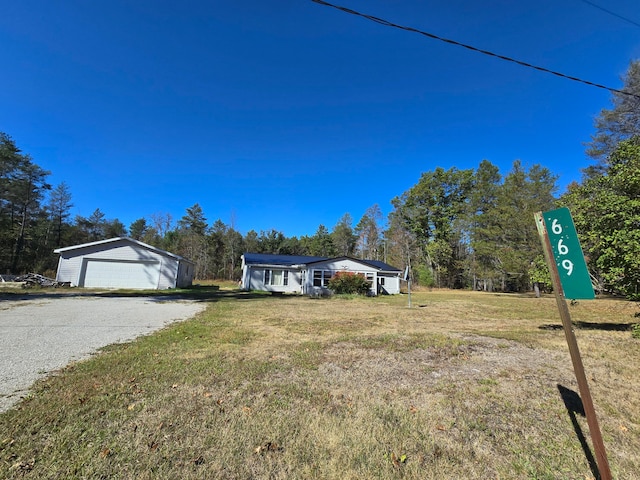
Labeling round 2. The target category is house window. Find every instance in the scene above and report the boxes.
[313,270,333,287]
[379,277,385,286]
[264,269,289,286]
[357,272,375,284]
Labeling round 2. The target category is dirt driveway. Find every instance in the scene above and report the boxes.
[0,295,206,413]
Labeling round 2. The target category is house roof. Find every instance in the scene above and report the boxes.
[54,237,194,264]
[242,253,327,266]
[242,253,401,272]
[357,259,402,272]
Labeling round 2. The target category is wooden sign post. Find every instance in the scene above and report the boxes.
[535,208,611,480]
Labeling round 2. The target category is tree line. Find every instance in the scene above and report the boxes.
[2,60,638,295]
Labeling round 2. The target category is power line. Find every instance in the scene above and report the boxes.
[311,0,640,101]
[577,0,640,29]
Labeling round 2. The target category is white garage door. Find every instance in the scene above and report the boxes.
[83,260,161,289]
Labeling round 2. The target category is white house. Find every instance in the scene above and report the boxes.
[241,253,402,296]
[54,237,195,290]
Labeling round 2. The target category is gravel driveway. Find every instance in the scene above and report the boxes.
[0,295,206,413]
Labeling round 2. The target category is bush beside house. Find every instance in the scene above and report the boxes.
[327,271,371,295]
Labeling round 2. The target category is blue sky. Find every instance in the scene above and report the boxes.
[2,0,639,238]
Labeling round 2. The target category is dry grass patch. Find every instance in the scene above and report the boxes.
[1,289,639,479]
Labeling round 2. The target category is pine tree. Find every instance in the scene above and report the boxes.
[585,60,640,172]
[48,182,73,247]
[331,213,357,257]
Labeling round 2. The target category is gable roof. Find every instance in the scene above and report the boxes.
[242,253,401,272]
[54,237,194,264]
[357,259,402,272]
[242,253,327,266]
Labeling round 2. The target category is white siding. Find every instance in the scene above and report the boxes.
[306,259,379,295]
[246,267,301,293]
[176,261,194,288]
[241,263,250,290]
[378,274,401,295]
[55,254,82,286]
[310,258,378,273]
[249,267,264,290]
[157,258,178,289]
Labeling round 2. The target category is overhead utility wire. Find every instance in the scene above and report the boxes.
[577,0,640,29]
[311,0,640,101]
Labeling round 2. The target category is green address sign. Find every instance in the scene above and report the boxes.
[542,207,594,299]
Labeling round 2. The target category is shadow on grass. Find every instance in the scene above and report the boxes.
[557,384,601,480]
[539,321,635,332]
[0,286,281,304]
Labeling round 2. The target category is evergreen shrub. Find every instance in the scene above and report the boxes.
[327,271,371,295]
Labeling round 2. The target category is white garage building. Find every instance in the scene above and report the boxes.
[54,237,195,289]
